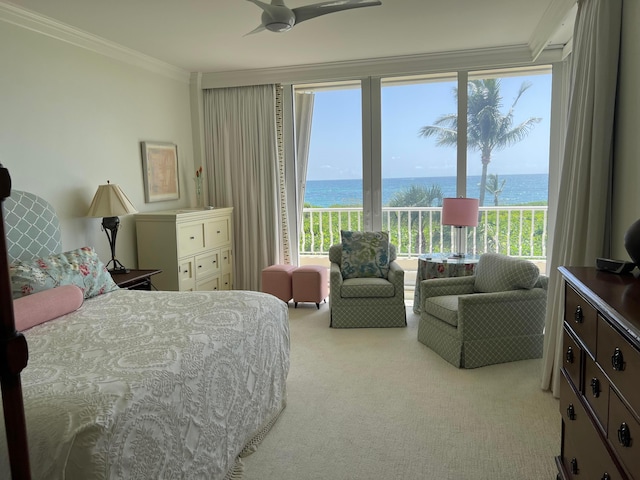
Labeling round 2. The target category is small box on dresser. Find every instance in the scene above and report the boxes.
[135,208,233,292]
[557,266,640,480]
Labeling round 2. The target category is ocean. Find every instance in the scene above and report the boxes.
[304,173,549,207]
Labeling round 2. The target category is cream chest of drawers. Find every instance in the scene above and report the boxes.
[135,208,233,292]
[557,266,640,480]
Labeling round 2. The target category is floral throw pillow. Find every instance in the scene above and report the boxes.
[10,246,119,299]
[340,230,390,279]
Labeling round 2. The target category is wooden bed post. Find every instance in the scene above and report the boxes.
[0,165,32,479]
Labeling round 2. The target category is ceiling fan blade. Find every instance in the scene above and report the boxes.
[246,0,278,14]
[292,0,382,25]
[244,24,266,36]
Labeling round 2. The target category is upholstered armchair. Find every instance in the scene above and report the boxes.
[417,253,548,368]
[329,235,406,328]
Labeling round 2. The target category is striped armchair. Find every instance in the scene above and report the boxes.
[328,243,406,328]
[417,253,548,368]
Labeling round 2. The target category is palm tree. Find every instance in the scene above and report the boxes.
[388,184,443,253]
[418,78,541,206]
[485,173,506,206]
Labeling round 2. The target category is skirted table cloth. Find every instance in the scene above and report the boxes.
[412,253,480,313]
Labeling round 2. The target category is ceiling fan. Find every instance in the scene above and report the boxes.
[245,0,382,34]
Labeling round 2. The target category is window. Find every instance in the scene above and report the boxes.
[294,66,551,268]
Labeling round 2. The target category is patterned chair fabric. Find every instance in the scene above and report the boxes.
[417,253,547,368]
[329,243,406,328]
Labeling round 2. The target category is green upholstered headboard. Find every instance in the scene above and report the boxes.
[3,190,62,263]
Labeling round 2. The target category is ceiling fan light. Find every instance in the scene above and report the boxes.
[265,21,294,32]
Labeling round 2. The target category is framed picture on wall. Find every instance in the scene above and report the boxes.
[141,141,180,203]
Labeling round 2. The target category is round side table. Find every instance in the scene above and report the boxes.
[412,253,480,313]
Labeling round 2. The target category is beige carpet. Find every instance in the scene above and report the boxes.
[242,304,560,480]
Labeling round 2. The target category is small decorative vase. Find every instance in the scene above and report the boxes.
[624,218,640,266]
[194,177,204,208]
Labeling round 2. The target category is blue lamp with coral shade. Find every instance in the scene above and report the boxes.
[87,181,138,273]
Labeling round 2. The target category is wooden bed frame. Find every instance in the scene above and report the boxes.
[0,165,32,479]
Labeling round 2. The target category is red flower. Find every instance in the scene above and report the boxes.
[79,264,90,276]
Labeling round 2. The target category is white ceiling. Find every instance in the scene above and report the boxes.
[2,0,576,74]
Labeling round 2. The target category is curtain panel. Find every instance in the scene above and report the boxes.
[203,84,287,291]
[541,0,622,397]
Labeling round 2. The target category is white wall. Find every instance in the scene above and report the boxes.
[612,0,640,260]
[0,22,195,269]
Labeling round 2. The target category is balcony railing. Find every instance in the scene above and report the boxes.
[300,206,548,260]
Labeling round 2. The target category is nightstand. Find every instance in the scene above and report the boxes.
[111,269,162,291]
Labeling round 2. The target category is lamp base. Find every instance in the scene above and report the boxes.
[105,257,129,275]
[109,265,130,275]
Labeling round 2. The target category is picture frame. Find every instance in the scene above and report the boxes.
[141,141,180,203]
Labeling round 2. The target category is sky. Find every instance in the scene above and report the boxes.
[305,73,552,181]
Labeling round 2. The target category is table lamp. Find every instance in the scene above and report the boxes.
[87,181,138,273]
[442,197,479,258]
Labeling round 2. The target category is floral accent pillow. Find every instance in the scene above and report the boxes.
[10,246,119,299]
[340,230,390,279]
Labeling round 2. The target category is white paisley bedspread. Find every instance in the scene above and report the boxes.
[0,289,290,480]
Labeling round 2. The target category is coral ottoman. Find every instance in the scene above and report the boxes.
[261,264,296,303]
[292,265,329,309]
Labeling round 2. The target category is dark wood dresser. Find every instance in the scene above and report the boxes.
[557,266,640,480]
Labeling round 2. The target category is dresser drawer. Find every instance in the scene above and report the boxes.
[564,326,583,392]
[609,390,640,477]
[561,374,621,479]
[178,258,195,291]
[195,250,220,280]
[565,284,598,357]
[205,218,231,248]
[584,354,610,431]
[197,275,220,292]
[220,247,232,274]
[178,223,205,257]
[598,316,640,419]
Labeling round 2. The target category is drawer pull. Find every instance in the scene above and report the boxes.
[570,458,578,474]
[217,230,221,234]
[574,305,583,323]
[565,346,574,364]
[611,347,625,371]
[190,236,195,240]
[567,404,576,420]
[618,422,631,447]
[601,474,611,480]
[198,264,202,269]
[590,377,600,398]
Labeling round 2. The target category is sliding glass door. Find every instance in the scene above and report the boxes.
[294,81,363,256]
[465,68,551,262]
[380,74,458,256]
[292,66,552,271]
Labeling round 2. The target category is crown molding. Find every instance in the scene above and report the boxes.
[199,45,565,89]
[529,0,576,60]
[0,1,190,83]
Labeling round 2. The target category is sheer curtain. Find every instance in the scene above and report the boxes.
[203,84,286,290]
[541,0,622,397]
[294,91,315,233]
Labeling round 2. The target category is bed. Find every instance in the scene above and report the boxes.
[0,181,290,479]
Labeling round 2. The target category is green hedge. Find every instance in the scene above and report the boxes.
[300,208,547,258]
